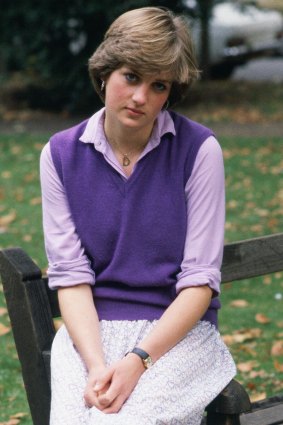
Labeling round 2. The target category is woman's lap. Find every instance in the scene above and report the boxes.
[50,320,236,425]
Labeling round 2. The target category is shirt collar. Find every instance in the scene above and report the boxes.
[79,107,176,154]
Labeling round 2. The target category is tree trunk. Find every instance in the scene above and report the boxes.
[197,0,214,80]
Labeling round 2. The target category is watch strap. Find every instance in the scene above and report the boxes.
[128,347,153,369]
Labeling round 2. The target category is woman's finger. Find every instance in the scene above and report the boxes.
[93,368,113,392]
[102,394,126,414]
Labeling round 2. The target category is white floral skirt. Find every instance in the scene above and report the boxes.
[50,320,236,425]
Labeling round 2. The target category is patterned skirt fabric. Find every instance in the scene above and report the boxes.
[50,320,236,425]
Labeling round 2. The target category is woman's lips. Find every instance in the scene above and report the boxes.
[126,107,145,116]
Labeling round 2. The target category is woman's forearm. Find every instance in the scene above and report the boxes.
[58,284,105,371]
[137,285,212,363]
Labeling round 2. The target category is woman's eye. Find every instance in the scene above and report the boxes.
[125,73,138,83]
[153,82,167,92]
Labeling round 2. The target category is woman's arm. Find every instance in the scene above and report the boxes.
[134,285,212,362]
[40,144,107,407]
[58,284,105,372]
[40,143,96,289]
[58,284,110,408]
[58,283,147,412]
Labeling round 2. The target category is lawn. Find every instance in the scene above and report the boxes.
[0,125,283,423]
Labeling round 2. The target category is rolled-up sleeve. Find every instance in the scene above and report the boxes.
[40,143,95,289]
[176,136,225,296]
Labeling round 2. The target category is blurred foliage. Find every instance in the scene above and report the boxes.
[0,0,187,113]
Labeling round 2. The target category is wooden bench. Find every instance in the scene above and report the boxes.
[1,232,283,425]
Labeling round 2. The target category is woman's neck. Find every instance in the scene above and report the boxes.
[104,114,154,176]
[104,113,153,153]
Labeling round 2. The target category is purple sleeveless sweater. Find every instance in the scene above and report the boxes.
[50,111,220,326]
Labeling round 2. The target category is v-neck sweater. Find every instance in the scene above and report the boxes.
[47,110,222,326]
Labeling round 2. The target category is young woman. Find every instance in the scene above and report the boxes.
[40,7,236,425]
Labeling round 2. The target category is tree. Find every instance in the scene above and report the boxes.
[196,0,214,79]
[0,0,118,111]
[0,0,196,112]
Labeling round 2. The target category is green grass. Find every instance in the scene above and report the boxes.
[179,80,283,125]
[219,135,283,401]
[0,134,47,424]
[0,131,283,423]
[0,134,47,267]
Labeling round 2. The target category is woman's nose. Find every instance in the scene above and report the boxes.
[132,84,148,105]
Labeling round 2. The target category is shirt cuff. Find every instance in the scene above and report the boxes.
[176,266,221,296]
[47,257,95,290]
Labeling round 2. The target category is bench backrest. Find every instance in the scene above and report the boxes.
[39,232,283,316]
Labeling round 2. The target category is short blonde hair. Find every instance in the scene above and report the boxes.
[88,7,199,106]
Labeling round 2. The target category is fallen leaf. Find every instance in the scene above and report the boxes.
[24,172,36,182]
[222,328,262,345]
[249,370,267,378]
[2,171,12,179]
[34,143,45,150]
[230,299,249,308]
[238,344,257,356]
[0,419,20,425]
[250,392,266,403]
[0,307,7,316]
[0,210,17,227]
[274,360,283,372]
[11,146,22,155]
[227,200,238,209]
[271,340,283,356]
[255,313,271,324]
[10,413,28,419]
[246,382,256,390]
[22,235,32,242]
[251,224,264,233]
[268,218,279,230]
[237,360,259,373]
[263,276,272,285]
[0,323,11,336]
[30,197,41,205]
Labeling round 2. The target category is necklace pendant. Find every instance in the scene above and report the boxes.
[122,155,131,167]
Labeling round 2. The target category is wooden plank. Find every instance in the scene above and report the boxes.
[0,248,55,425]
[42,350,51,387]
[240,403,283,425]
[41,233,283,315]
[222,233,283,283]
[43,277,60,317]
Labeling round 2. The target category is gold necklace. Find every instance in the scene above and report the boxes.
[117,150,131,167]
[110,139,146,167]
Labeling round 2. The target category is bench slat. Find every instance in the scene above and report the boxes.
[240,403,283,425]
[42,233,283,317]
[222,233,283,283]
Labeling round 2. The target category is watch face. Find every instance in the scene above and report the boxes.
[144,356,153,368]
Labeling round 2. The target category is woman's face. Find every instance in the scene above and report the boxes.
[104,66,172,135]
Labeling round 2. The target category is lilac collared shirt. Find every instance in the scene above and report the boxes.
[40,108,225,295]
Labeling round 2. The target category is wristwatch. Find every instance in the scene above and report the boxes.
[128,347,153,369]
